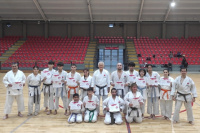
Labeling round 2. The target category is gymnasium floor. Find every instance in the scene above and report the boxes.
[0,72,199,133]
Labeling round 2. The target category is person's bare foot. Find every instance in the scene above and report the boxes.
[165,117,170,120]
[66,112,70,116]
[44,107,48,112]
[64,110,67,115]
[54,110,57,115]
[152,114,156,120]
[3,114,8,120]
[189,121,194,125]
[148,114,153,119]
[18,112,23,117]
[27,113,32,116]
[47,110,52,115]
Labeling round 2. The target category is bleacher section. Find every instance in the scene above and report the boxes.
[95,36,125,44]
[2,36,89,68]
[0,36,21,56]
[133,37,200,65]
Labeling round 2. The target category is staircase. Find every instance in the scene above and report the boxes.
[126,41,140,70]
[84,41,97,72]
[0,40,25,63]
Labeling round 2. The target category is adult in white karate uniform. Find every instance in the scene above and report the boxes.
[125,62,139,94]
[92,62,110,114]
[66,64,81,114]
[68,93,84,123]
[135,68,148,117]
[159,69,174,120]
[41,60,56,115]
[80,68,92,101]
[103,88,124,125]
[3,62,26,119]
[171,68,197,124]
[111,63,129,99]
[83,88,99,122]
[124,83,144,123]
[53,62,68,115]
[146,64,160,120]
[27,66,41,116]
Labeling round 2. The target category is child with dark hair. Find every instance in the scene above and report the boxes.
[68,93,84,123]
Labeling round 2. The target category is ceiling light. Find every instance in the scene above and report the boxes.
[171,2,176,7]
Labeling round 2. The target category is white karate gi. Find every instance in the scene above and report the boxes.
[66,72,81,109]
[146,71,160,115]
[159,76,174,118]
[3,70,26,114]
[53,70,68,110]
[135,76,148,114]
[171,76,197,122]
[103,96,124,125]
[111,70,128,98]
[27,73,41,114]
[68,100,83,123]
[92,69,110,113]
[80,75,93,101]
[83,95,99,122]
[125,70,139,94]
[124,91,143,123]
[42,68,56,110]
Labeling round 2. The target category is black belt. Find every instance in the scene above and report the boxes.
[117,89,124,98]
[96,85,107,96]
[43,83,52,97]
[177,91,191,103]
[110,112,115,124]
[128,107,139,117]
[29,85,40,104]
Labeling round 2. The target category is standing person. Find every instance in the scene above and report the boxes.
[83,88,99,123]
[124,83,144,123]
[171,68,197,124]
[41,60,56,115]
[125,62,139,94]
[146,64,160,120]
[27,66,41,116]
[80,68,92,101]
[159,69,174,120]
[92,61,110,114]
[110,63,129,99]
[66,64,81,114]
[3,62,26,119]
[103,88,124,125]
[53,62,68,115]
[135,68,148,118]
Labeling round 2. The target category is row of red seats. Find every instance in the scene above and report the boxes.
[0,36,21,56]
[95,36,123,39]
[134,37,200,65]
[3,36,89,67]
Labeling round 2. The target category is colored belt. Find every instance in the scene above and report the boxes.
[68,86,78,98]
[161,89,170,100]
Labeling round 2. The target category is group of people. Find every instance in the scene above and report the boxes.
[2,61,197,125]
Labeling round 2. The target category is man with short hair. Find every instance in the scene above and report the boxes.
[3,62,26,119]
[92,61,110,114]
[171,68,197,124]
